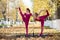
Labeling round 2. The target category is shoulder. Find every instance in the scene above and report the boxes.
[24,13,26,15]
[30,13,32,15]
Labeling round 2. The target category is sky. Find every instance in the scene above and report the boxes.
[22,0,33,11]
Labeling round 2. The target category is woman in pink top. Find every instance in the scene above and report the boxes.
[34,10,49,36]
[18,7,32,37]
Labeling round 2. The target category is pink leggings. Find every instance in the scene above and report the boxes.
[25,22,29,36]
[35,11,49,35]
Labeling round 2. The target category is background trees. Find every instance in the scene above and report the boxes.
[0,0,7,20]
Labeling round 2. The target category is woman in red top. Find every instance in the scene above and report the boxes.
[17,7,32,37]
[34,10,49,36]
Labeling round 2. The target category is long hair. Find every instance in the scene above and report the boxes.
[26,8,30,13]
[35,12,39,17]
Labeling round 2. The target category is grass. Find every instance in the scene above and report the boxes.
[44,26,52,29]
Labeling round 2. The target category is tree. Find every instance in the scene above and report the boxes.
[0,0,7,20]
[57,0,60,19]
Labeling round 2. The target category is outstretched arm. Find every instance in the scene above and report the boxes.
[38,9,45,15]
[39,10,44,14]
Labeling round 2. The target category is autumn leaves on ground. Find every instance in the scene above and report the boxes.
[0,24,60,40]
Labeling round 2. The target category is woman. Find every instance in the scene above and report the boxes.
[17,7,32,37]
[34,10,49,36]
